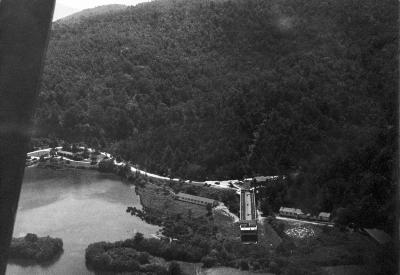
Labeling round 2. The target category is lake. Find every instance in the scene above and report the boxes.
[6,167,160,275]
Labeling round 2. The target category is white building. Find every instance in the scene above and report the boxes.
[279,207,304,217]
[175,192,218,207]
[318,212,331,221]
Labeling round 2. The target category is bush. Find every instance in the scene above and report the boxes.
[133,232,144,244]
[25,233,38,242]
[226,260,237,268]
[282,265,310,275]
[276,240,295,256]
[168,261,182,275]
[137,251,150,264]
[321,225,331,233]
[140,264,168,275]
[258,256,270,268]
[85,243,152,272]
[98,159,115,173]
[272,221,286,237]
[126,233,204,262]
[240,260,249,270]
[201,256,218,268]
[269,261,281,274]
[252,261,261,270]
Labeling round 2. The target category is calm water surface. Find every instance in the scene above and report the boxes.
[6,167,160,275]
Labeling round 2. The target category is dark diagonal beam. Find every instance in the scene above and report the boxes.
[0,0,55,273]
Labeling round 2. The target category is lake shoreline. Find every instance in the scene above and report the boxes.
[7,167,160,275]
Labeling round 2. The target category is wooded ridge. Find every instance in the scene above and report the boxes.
[33,0,397,232]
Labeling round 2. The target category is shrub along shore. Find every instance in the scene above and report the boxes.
[86,236,184,274]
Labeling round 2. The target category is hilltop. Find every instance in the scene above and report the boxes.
[35,0,397,231]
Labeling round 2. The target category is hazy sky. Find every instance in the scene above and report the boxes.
[54,0,149,20]
[57,0,148,10]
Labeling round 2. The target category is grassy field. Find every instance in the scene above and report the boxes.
[213,210,240,240]
[137,181,208,218]
[259,221,282,249]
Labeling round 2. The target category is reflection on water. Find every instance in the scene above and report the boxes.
[6,167,160,275]
[7,251,64,268]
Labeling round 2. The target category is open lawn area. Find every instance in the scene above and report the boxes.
[137,181,208,219]
[259,221,282,249]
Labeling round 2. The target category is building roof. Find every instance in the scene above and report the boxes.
[254,176,270,182]
[244,176,278,182]
[175,192,216,204]
[318,212,331,218]
[279,207,303,215]
[244,175,286,183]
[363,228,391,245]
[58,150,74,156]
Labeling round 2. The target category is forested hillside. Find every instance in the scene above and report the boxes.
[35,0,397,230]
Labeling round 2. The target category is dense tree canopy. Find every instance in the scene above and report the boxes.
[34,0,397,230]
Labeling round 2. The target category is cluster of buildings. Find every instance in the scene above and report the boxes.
[26,148,51,166]
[279,206,331,222]
[26,147,106,169]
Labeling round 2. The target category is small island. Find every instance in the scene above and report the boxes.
[9,234,63,263]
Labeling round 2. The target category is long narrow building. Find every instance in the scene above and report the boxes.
[239,188,258,243]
